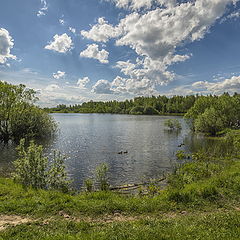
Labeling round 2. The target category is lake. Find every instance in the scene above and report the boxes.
[0,114,217,188]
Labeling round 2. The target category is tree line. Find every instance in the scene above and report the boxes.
[47,95,198,115]
[1,81,240,139]
[48,92,240,136]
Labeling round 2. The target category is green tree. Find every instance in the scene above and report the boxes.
[195,107,226,135]
[143,106,159,115]
[130,106,144,115]
[185,94,240,135]
[0,82,56,143]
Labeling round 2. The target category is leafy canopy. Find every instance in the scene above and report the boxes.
[0,81,56,143]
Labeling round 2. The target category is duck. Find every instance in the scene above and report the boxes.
[178,143,185,147]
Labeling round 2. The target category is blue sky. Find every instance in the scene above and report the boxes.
[1,0,240,106]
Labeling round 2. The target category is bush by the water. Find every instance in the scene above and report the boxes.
[164,119,182,130]
[185,93,240,135]
[95,163,109,191]
[0,81,56,143]
[13,139,70,191]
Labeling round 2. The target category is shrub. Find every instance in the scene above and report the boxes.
[147,181,161,195]
[95,163,109,191]
[47,151,71,192]
[84,178,94,192]
[224,130,240,155]
[13,139,70,191]
[164,119,182,130]
[176,150,187,160]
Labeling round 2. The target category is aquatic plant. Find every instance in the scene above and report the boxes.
[84,178,94,192]
[164,119,182,130]
[95,163,109,191]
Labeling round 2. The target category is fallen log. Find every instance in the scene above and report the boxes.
[109,177,166,191]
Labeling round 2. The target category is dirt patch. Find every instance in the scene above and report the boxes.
[0,215,32,231]
[58,211,142,223]
[88,213,139,223]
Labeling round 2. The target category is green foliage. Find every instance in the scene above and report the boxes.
[84,178,94,192]
[166,134,240,205]
[13,139,70,191]
[47,151,71,192]
[168,158,224,189]
[224,130,240,156]
[164,119,182,130]
[48,95,198,115]
[13,139,48,189]
[0,81,56,143]
[129,106,144,115]
[195,107,226,135]
[95,163,109,191]
[143,106,159,115]
[147,181,161,196]
[185,93,240,135]
[176,150,187,160]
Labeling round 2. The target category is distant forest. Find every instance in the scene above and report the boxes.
[46,95,198,115]
[46,93,240,116]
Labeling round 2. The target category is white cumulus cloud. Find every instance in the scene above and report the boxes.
[92,79,114,94]
[105,0,176,10]
[80,44,109,64]
[0,28,16,64]
[111,76,156,95]
[82,0,237,96]
[45,33,73,53]
[192,75,240,94]
[77,77,90,89]
[81,17,120,42]
[53,71,65,79]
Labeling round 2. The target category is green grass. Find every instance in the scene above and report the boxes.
[0,211,239,240]
[0,159,240,217]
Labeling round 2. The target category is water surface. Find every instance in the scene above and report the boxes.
[0,114,217,187]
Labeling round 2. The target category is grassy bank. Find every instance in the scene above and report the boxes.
[0,146,240,239]
[0,159,240,216]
